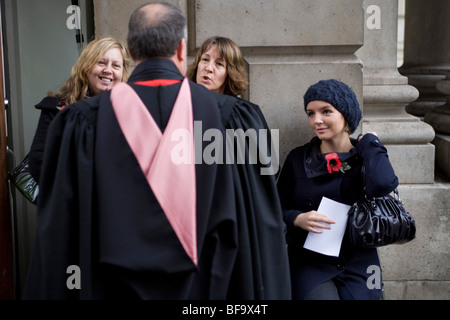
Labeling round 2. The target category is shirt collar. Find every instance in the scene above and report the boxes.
[128,58,184,84]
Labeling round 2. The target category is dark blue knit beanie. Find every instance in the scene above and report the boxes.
[303,79,361,134]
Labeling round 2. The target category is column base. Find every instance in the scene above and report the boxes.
[384,144,435,184]
[424,103,450,135]
[379,183,450,300]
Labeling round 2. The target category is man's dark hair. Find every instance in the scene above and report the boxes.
[127,2,187,61]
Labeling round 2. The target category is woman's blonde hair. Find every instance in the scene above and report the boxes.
[187,36,248,96]
[51,37,131,105]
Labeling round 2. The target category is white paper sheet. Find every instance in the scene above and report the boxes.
[303,197,351,257]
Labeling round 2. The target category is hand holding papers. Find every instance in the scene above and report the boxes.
[303,197,351,257]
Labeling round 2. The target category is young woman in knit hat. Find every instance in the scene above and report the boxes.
[277,79,399,300]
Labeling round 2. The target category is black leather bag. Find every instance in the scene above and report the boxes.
[10,154,39,204]
[347,181,416,248]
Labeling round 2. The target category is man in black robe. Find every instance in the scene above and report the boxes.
[23,2,291,300]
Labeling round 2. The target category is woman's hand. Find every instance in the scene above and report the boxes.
[293,210,335,233]
[358,131,378,141]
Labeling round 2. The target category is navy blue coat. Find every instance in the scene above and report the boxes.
[277,134,398,300]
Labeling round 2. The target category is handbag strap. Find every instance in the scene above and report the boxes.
[361,165,400,201]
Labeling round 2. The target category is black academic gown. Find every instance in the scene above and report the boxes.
[215,93,292,300]
[22,59,238,300]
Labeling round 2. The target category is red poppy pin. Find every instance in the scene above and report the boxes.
[325,153,342,174]
[56,105,66,111]
[325,153,351,174]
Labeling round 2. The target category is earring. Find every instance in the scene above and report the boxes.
[344,125,350,133]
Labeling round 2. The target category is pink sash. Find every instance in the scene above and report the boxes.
[110,79,197,265]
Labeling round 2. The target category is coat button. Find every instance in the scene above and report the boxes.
[306,157,312,164]
[337,264,344,271]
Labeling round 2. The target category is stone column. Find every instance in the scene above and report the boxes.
[425,72,450,178]
[399,0,450,179]
[355,0,435,184]
[399,0,450,119]
[409,0,450,179]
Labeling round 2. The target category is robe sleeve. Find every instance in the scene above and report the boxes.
[22,99,97,299]
[191,156,238,300]
[28,97,59,184]
[218,94,291,300]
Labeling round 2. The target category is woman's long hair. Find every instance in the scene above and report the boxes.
[187,36,248,96]
[50,37,131,105]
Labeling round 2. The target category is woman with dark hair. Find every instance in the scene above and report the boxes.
[188,36,292,299]
[187,36,248,96]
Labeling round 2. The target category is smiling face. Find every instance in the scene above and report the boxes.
[306,100,348,142]
[196,44,227,94]
[87,47,124,96]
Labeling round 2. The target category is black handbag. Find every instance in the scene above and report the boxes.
[10,154,39,204]
[347,169,416,248]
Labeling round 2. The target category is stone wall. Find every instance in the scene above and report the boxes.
[380,184,450,299]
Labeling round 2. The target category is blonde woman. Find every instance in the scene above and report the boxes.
[187,36,248,96]
[28,37,131,184]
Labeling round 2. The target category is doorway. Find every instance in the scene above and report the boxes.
[0,0,94,299]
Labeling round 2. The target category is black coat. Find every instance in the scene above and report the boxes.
[28,96,62,184]
[277,135,398,300]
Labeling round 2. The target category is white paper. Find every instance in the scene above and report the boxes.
[303,197,351,257]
